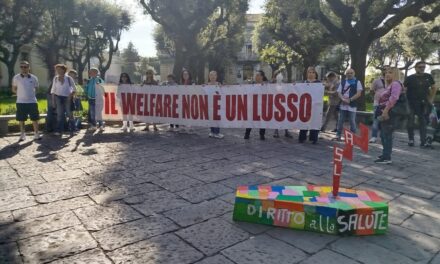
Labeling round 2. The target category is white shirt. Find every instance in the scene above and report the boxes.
[13,74,39,104]
[337,79,363,112]
[51,75,75,97]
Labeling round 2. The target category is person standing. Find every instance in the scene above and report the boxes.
[51,64,76,136]
[334,68,363,141]
[119,73,135,132]
[273,70,292,138]
[142,69,159,132]
[404,61,437,147]
[68,70,84,131]
[179,69,195,133]
[85,68,104,131]
[369,68,387,143]
[244,70,268,140]
[375,67,402,164]
[163,74,179,131]
[12,61,42,141]
[206,70,224,139]
[299,66,321,144]
[321,71,340,133]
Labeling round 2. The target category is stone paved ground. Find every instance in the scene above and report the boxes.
[0,125,439,264]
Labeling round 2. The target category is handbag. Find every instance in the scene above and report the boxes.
[390,83,410,116]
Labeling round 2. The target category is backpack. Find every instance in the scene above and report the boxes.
[340,79,358,107]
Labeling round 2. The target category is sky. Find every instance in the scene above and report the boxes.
[116,0,265,57]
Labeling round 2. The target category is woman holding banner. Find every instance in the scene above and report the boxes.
[272,70,293,138]
[374,67,402,164]
[207,70,224,139]
[142,69,159,132]
[299,66,321,144]
[119,73,135,132]
[244,70,268,140]
[179,69,195,133]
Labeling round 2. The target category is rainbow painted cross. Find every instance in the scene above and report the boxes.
[233,124,389,235]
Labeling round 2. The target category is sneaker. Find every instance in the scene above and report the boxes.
[332,137,342,141]
[374,158,392,164]
[369,137,377,143]
[142,126,149,131]
[408,140,414,146]
[244,134,250,139]
[273,131,280,138]
[153,126,159,132]
[331,129,337,133]
[54,132,61,136]
[120,126,127,131]
[209,132,214,138]
[129,127,135,132]
[122,127,128,133]
[98,126,104,132]
[213,133,224,139]
[34,133,42,140]
[19,133,26,142]
[88,126,97,131]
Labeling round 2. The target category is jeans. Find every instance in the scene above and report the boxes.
[321,105,339,131]
[371,105,380,138]
[55,95,74,133]
[336,110,357,138]
[88,99,103,127]
[380,115,397,160]
[46,94,56,132]
[407,101,428,145]
[210,127,220,134]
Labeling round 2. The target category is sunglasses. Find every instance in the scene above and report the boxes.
[417,66,426,69]
[20,66,29,69]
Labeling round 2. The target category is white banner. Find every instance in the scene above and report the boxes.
[96,83,324,129]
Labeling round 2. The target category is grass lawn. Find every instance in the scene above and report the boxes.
[0,94,49,115]
[0,94,88,126]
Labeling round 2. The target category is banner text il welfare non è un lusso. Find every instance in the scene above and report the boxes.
[96,83,324,130]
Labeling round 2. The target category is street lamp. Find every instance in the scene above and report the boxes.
[70,20,105,73]
[70,20,81,37]
[94,24,105,40]
[430,26,440,43]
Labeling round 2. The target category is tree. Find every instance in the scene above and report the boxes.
[96,9,131,78]
[368,17,440,77]
[309,0,440,110]
[198,0,248,82]
[121,42,141,82]
[253,0,335,81]
[320,44,351,76]
[141,0,247,83]
[34,0,75,81]
[0,0,45,88]
[65,0,131,83]
[140,0,222,82]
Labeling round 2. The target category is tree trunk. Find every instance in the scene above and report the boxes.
[172,52,185,81]
[286,63,293,83]
[7,65,15,91]
[348,43,369,111]
[5,50,20,89]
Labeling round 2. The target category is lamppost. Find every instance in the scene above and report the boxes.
[69,20,105,72]
[430,26,440,43]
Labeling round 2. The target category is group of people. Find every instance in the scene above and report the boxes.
[11,60,437,165]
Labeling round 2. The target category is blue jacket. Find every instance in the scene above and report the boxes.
[85,77,104,99]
